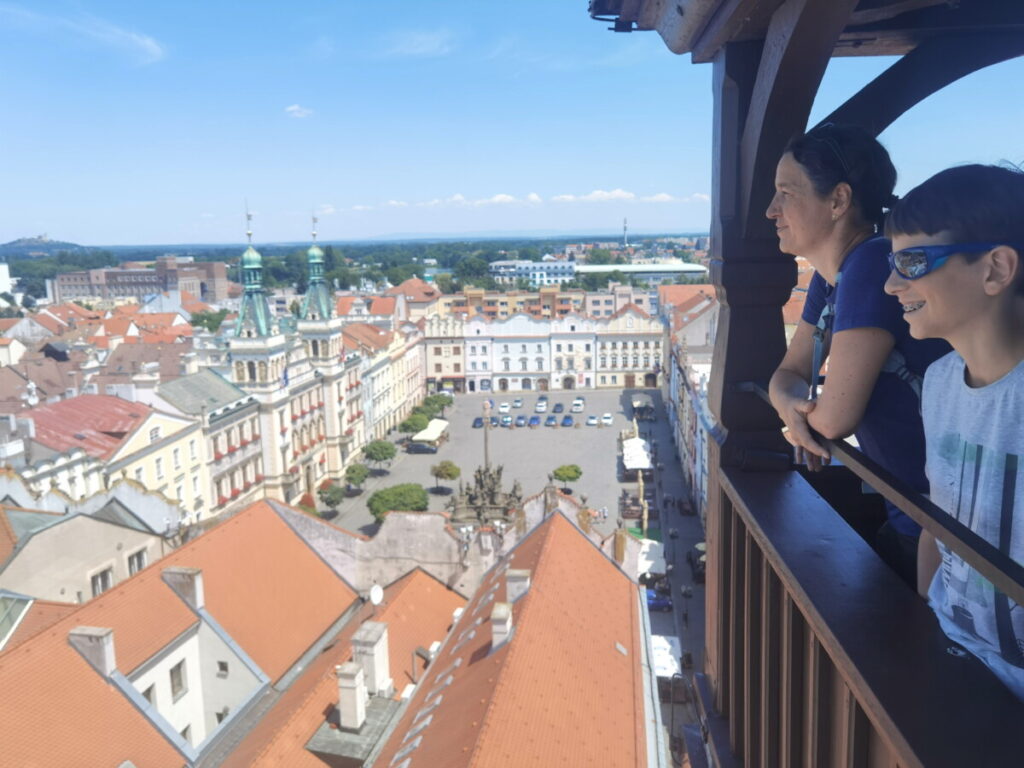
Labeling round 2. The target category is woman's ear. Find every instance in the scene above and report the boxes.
[983,245,1022,296]
[830,182,853,219]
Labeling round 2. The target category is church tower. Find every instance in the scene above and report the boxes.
[299,216,333,322]
[235,213,273,338]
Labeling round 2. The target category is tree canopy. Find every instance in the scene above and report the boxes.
[398,413,429,434]
[363,440,397,467]
[345,463,370,488]
[430,460,461,489]
[552,464,583,487]
[317,483,346,512]
[367,483,429,521]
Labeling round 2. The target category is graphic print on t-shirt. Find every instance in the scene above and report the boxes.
[936,434,1023,668]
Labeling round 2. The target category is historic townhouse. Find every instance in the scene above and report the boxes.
[423,313,467,393]
[593,304,665,390]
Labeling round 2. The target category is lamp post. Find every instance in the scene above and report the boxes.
[482,399,493,469]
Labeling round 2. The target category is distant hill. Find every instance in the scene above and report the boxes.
[0,236,87,259]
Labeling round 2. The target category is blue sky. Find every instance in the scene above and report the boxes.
[1,1,1023,245]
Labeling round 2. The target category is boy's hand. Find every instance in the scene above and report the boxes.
[778,396,831,471]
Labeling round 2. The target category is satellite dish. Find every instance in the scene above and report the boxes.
[369,584,384,606]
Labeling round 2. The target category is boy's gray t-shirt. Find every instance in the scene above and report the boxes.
[923,351,1024,699]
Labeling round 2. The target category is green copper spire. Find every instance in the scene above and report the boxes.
[299,215,334,321]
[235,211,273,337]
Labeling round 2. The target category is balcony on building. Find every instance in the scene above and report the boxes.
[588,1,1024,766]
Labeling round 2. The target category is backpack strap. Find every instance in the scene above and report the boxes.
[881,347,924,401]
[809,272,840,402]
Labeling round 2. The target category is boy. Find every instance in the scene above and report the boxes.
[884,164,1024,699]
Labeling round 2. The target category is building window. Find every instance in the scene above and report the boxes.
[470,346,476,355]
[453,347,460,355]
[453,363,461,373]
[555,344,562,352]
[170,660,188,701]
[173,448,181,469]
[128,549,147,575]
[141,684,155,705]
[134,467,144,483]
[502,345,509,353]
[192,475,200,495]
[481,346,487,354]
[217,660,229,678]
[585,343,591,352]
[155,458,164,480]
[91,568,113,597]
[481,361,488,370]
[471,362,477,371]
[555,358,562,371]
[149,427,161,444]
[216,707,230,724]
[434,364,442,373]
[179,724,191,744]
[175,484,184,501]
[433,346,442,355]
[600,375,607,384]
[520,359,527,371]
[502,359,510,372]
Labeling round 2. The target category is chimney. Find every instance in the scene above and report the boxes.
[69,626,117,677]
[336,662,367,731]
[352,621,393,696]
[163,567,205,611]
[506,569,530,603]
[491,602,513,648]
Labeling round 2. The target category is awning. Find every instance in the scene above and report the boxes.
[638,539,666,576]
[411,418,449,443]
[651,634,682,678]
[622,436,653,471]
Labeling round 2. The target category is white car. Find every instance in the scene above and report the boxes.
[586,415,599,426]
[570,402,584,413]
[535,401,548,413]
[498,402,511,414]
[601,413,614,426]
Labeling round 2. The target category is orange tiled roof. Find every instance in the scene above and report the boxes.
[227,568,464,768]
[0,318,19,333]
[342,322,393,352]
[609,302,651,320]
[27,394,154,459]
[386,276,439,302]
[30,312,65,334]
[367,295,397,315]
[374,513,647,768]
[163,500,359,683]
[658,283,716,309]
[134,312,185,328]
[3,598,78,651]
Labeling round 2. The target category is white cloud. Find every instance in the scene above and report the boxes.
[285,104,313,119]
[316,204,336,216]
[642,192,677,203]
[385,200,408,208]
[383,28,454,58]
[580,188,635,202]
[526,192,542,204]
[689,193,711,202]
[474,193,517,206]
[448,193,466,205]
[551,193,576,203]
[0,4,165,64]
[352,204,373,211]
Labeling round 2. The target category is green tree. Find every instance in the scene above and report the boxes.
[367,483,429,521]
[588,248,615,265]
[399,413,429,435]
[363,440,397,469]
[454,256,489,282]
[434,273,455,294]
[552,464,583,491]
[422,393,453,417]
[190,308,229,332]
[317,483,346,515]
[345,463,370,489]
[430,460,461,491]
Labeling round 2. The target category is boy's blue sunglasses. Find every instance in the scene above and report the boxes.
[887,242,1015,280]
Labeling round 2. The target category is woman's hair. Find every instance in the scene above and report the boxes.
[885,163,1024,294]
[785,123,897,231]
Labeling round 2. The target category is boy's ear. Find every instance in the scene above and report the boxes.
[983,245,1021,296]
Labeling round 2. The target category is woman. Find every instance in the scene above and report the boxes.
[766,123,948,585]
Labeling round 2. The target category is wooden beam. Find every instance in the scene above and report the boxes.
[820,30,1024,137]
[692,0,782,64]
[739,0,861,241]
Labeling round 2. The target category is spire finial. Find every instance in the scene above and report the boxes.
[245,200,253,244]
[312,212,318,243]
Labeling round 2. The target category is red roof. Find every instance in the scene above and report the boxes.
[27,395,154,459]
[374,513,647,768]
[385,276,439,302]
[658,283,716,309]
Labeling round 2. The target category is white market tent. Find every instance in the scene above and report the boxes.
[651,634,682,679]
[638,539,666,577]
[411,419,449,444]
[622,436,653,472]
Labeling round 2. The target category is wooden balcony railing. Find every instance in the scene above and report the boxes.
[694,383,1024,768]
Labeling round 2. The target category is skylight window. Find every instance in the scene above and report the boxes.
[391,735,422,765]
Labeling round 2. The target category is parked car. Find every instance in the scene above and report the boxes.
[501,415,512,427]
[553,403,564,413]
[514,415,527,427]
[535,401,548,413]
[601,413,614,426]
[538,394,549,402]
[498,402,511,414]
[528,415,541,427]
[570,402,584,413]
[586,415,599,426]
[489,416,500,427]
[646,589,673,612]
[561,415,574,427]
[545,415,558,427]
[513,397,523,408]
[407,442,438,454]
[472,417,484,429]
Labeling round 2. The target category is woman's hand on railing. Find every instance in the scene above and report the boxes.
[775,393,831,471]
